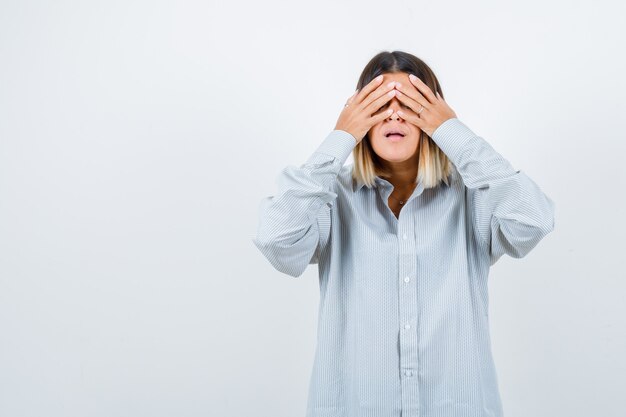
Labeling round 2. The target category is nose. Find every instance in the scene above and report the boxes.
[386,97,402,120]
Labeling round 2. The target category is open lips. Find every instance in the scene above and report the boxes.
[384,129,406,138]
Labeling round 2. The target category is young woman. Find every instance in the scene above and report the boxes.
[252,50,555,417]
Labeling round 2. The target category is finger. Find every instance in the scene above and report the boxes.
[354,75,384,105]
[394,89,427,114]
[396,107,425,129]
[371,108,395,125]
[365,88,397,116]
[394,78,430,110]
[359,79,397,110]
[408,74,437,104]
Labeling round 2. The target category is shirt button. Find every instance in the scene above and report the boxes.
[405,370,413,376]
[404,323,410,329]
[404,276,410,283]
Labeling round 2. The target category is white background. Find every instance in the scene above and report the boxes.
[1,0,624,416]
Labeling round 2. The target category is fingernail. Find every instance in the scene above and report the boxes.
[409,74,417,80]
[376,75,383,81]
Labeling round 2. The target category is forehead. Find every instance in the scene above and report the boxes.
[381,72,411,84]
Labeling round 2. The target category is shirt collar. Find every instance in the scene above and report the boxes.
[351,169,456,192]
[352,175,388,192]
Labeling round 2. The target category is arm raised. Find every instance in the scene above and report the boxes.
[431,118,556,266]
[252,130,356,277]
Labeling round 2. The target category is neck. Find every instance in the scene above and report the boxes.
[382,160,418,191]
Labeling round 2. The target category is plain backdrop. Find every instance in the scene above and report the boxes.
[1,0,625,416]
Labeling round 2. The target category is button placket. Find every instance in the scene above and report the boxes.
[397,208,420,416]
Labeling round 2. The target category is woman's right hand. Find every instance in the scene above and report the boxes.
[334,75,398,144]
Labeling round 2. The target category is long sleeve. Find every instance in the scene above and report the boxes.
[431,118,555,266]
[252,130,357,277]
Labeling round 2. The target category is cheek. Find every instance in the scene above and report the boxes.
[367,128,384,140]
[370,124,383,133]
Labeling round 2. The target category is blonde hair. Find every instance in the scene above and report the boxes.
[351,50,454,190]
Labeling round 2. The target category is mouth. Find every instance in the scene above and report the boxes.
[384,128,406,137]
[385,132,406,142]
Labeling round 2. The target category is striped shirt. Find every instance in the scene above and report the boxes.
[252,117,555,417]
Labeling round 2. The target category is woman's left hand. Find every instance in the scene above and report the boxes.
[393,74,458,137]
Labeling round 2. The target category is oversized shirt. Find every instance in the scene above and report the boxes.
[252,117,556,417]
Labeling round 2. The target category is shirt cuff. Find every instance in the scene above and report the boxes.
[430,117,478,163]
[307,129,357,166]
